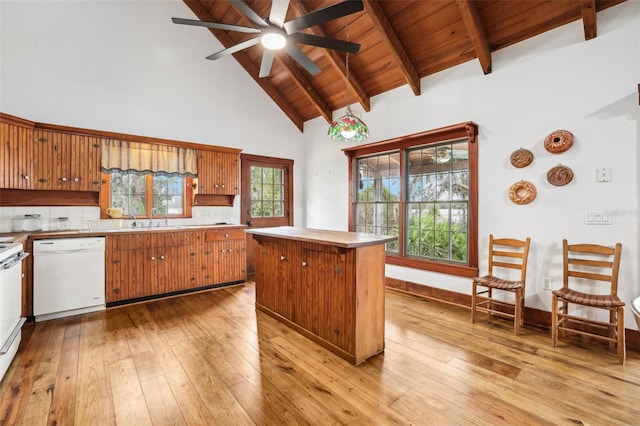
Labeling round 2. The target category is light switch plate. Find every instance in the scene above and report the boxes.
[596,168,612,182]
[585,210,612,225]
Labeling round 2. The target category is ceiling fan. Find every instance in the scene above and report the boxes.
[172,0,364,78]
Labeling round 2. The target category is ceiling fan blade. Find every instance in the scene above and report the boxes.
[269,0,290,27]
[259,51,276,78]
[229,0,269,29]
[284,44,321,75]
[206,37,261,60]
[171,17,261,34]
[289,33,360,54]
[284,0,364,34]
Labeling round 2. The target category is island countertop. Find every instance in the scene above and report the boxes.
[244,226,396,248]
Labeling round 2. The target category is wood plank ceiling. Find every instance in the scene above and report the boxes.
[181,0,626,131]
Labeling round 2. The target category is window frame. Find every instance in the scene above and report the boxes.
[343,122,479,278]
[99,172,194,219]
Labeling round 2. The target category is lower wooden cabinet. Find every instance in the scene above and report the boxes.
[105,227,245,304]
[250,230,390,365]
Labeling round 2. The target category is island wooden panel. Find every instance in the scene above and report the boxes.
[247,226,395,365]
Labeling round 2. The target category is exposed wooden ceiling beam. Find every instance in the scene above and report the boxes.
[279,54,333,124]
[183,0,305,131]
[289,0,370,113]
[580,0,597,40]
[456,0,492,75]
[362,0,421,96]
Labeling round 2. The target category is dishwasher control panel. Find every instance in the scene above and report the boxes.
[34,237,106,253]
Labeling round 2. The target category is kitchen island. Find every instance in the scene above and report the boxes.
[245,226,396,365]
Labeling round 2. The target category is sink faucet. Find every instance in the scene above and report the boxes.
[131,214,137,229]
[149,209,156,228]
[164,213,168,227]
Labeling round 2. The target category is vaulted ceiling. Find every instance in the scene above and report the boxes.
[180,0,626,131]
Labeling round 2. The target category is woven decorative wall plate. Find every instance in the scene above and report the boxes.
[544,130,574,154]
[510,148,534,168]
[509,180,537,205]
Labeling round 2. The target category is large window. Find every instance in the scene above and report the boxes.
[344,122,478,277]
[102,171,192,218]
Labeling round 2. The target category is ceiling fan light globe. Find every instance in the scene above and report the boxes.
[261,32,286,50]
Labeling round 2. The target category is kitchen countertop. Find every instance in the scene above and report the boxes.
[245,226,397,248]
[0,224,247,241]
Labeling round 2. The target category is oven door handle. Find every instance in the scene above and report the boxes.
[1,252,30,270]
[0,318,26,355]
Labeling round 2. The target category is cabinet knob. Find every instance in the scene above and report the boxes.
[160,255,165,260]
[228,249,233,253]
[61,177,68,182]
[74,177,79,182]
[23,175,30,180]
[150,256,156,261]
[221,184,225,188]
[225,234,229,238]
[280,256,286,261]
[301,261,307,267]
[221,249,226,253]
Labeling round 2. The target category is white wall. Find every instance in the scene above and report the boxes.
[1,1,638,328]
[0,0,307,226]
[303,2,640,328]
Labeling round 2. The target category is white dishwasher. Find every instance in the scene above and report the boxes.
[33,237,106,322]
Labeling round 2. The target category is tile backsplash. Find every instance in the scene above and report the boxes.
[0,205,240,232]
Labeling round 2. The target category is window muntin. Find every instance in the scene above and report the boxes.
[405,140,469,263]
[354,153,400,253]
[250,166,285,218]
[107,170,186,217]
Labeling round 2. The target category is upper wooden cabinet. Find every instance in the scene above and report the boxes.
[32,130,101,191]
[0,121,34,189]
[197,150,240,195]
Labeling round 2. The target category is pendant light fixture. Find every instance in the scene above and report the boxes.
[327,17,368,143]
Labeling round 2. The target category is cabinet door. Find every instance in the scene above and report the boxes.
[197,150,240,195]
[106,236,145,302]
[213,239,246,284]
[32,130,71,190]
[0,122,33,189]
[70,134,101,191]
[301,247,353,352]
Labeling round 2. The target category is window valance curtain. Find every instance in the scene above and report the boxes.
[101,139,198,177]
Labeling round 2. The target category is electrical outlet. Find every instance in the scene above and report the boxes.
[544,277,553,291]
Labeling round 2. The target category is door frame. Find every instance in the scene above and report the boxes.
[240,153,294,275]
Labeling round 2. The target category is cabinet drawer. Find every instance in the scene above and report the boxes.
[205,228,245,242]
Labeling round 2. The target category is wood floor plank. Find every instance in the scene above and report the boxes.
[75,313,117,426]
[109,357,153,426]
[1,281,639,426]
[46,317,82,425]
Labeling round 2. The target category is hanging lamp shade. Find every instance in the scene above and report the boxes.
[327,105,369,142]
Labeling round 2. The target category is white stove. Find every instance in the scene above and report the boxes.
[0,242,29,382]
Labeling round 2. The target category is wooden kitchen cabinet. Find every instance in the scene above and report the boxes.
[32,130,101,191]
[0,120,34,189]
[106,227,245,305]
[105,232,194,303]
[193,228,246,286]
[247,226,396,365]
[197,149,240,195]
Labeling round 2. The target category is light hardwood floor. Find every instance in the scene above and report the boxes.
[1,281,639,425]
